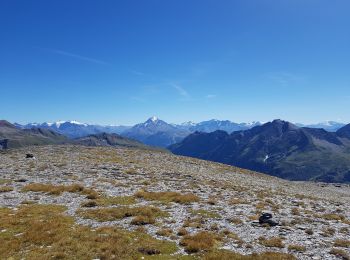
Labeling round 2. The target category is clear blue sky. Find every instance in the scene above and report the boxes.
[1,0,349,125]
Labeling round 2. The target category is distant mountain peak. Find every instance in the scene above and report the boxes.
[150,116,158,122]
[47,120,88,128]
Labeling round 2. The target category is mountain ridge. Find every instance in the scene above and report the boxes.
[170,119,350,183]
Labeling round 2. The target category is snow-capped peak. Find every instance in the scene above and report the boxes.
[150,116,158,122]
[46,120,88,128]
[181,121,196,126]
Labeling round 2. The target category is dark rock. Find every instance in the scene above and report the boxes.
[259,213,279,226]
[26,153,34,158]
[0,139,8,150]
[15,178,28,182]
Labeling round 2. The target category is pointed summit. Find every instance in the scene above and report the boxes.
[148,116,159,122]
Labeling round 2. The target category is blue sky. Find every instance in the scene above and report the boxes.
[1,0,349,125]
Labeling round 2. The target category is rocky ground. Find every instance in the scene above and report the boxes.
[0,145,349,259]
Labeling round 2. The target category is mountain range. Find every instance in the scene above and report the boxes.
[3,118,350,183]
[170,120,350,183]
[0,121,149,150]
[16,121,130,139]
[0,120,69,148]
[14,117,346,147]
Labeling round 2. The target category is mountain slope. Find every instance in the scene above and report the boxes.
[170,119,350,183]
[74,132,150,149]
[337,123,350,139]
[0,120,68,148]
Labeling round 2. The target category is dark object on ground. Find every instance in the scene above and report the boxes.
[0,139,8,150]
[26,153,34,158]
[259,213,279,226]
[15,178,28,182]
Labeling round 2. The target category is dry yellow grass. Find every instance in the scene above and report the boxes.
[0,186,13,193]
[156,228,173,237]
[203,250,296,260]
[177,228,189,236]
[22,183,98,197]
[0,204,177,259]
[288,244,306,252]
[183,217,203,228]
[259,237,285,248]
[95,195,136,206]
[334,239,350,248]
[329,248,350,259]
[77,205,168,223]
[322,213,346,221]
[180,231,220,253]
[190,209,220,219]
[135,190,199,204]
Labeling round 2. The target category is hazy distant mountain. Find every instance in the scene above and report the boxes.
[17,121,131,138]
[187,119,261,133]
[122,117,190,147]
[296,121,346,132]
[0,120,68,148]
[170,119,350,183]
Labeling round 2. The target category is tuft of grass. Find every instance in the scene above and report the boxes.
[130,215,156,225]
[0,179,11,185]
[183,218,203,229]
[156,228,173,237]
[288,244,306,252]
[291,208,300,215]
[77,205,168,223]
[81,201,98,207]
[190,209,220,219]
[322,213,345,221]
[22,183,98,197]
[180,231,221,253]
[177,228,189,236]
[259,237,284,248]
[322,227,336,237]
[230,217,243,225]
[0,204,177,259]
[203,250,296,260]
[135,190,199,204]
[229,198,247,205]
[0,186,13,193]
[334,239,350,248]
[329,248,350,259]
[95,195,136,206]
